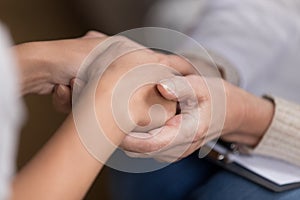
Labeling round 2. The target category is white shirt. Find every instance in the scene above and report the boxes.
[0,24,24,200]
[146,0,300,103]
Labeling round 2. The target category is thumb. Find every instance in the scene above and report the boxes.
[157,76,196,102]
[52,84,72,113]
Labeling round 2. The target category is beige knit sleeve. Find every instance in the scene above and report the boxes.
[252,96,300,166]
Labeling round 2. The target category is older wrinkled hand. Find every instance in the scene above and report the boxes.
[121,75,227,162]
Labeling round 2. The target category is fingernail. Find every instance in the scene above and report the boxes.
[57,85,65,98]
[159,79,176,96]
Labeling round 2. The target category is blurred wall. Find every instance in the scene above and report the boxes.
[0,0,150,199]
[74,0,154,34]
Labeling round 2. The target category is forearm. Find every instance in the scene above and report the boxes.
[238,93,274,144]
[225,87,300,166]
[223,82,274,146]
[12,78,125,200]
[12,110,125,200]
[12,115,101,200]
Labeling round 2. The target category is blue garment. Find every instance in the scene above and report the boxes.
[108,152,219,200]
[108,153,300,200]
[189,171,300,200]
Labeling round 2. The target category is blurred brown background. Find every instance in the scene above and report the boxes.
[0,0,153,199]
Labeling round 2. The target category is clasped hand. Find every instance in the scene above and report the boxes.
[17,31,258,163]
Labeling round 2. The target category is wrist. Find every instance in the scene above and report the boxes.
[223,82,275,146]
[222,81,245,135]
[239,95,274,145]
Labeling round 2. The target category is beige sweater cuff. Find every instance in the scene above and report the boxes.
[252,96,300,166]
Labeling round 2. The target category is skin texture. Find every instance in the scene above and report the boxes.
[11,32,194,199]
[10,31,274,198]
[121,75,275,162]
[14,31,106,95]
[14,31,195,112]
[10,32,110,200]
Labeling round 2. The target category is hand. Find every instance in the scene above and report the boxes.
[9,35,201,200]
[70,35,199,162]
[120,75,224,162]
[13,31,107,112]
[82,36,195,132]
[54,34,197,113]
[121,75,274,162]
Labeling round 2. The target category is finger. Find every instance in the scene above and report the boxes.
[125,125,218,161]
[121,123,178,153]
[71,78,86,98]
[124,151,153,159]
[127,142,198,163]
[70,78,75,91]
[167,54,197,75]
[156,83,176,101]
[124,143,183,161]
[159,76,200,135]
[122,76,202,156]
[52,84,72,113]
[150,140,204,163]
[153,127,220,162]
[121,114,197,154]
[124,150,171,163]
[158,76,198,104]
[152,139,200,161]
